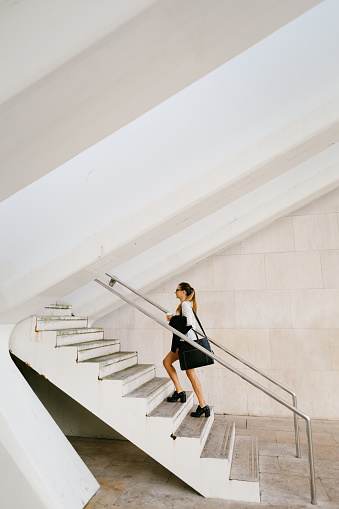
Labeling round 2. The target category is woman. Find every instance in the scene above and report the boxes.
[163,282,210,418]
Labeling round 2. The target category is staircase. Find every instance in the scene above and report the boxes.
[9,305,260,503]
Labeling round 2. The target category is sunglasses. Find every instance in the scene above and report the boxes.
[175,288,181,292]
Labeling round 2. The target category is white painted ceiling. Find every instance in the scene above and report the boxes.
[0,0,158,102]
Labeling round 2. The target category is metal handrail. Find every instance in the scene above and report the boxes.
[193,329,301,457]
[96,275,317,505]
[106,273,168,314]
[105,273,302,456]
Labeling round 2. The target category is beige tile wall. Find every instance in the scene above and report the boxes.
[97,186,339,419]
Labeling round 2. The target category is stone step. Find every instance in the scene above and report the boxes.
[148,391,194,430]
[98,352,138,378]
[81,351,138,378]
[173,407,214,454]
[125,377,174,414]
[201,418,235,460]
[38,304,73,317]
[77,341,121,362]
[36,316,88,331]
[56,328,104,346]
[229,436,259,482]
[77,340,120,351]
[103,364,155,396]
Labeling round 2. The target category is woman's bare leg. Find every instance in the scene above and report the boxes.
[186,369,206,408]
[163,351,184,393]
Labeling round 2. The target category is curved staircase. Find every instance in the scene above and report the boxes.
[10,305,260,503]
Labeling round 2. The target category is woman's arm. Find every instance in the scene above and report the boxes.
[181,301,195,327]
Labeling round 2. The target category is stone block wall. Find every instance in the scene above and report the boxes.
[96,186,339,419]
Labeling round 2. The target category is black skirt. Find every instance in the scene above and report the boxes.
[171,335,180,353]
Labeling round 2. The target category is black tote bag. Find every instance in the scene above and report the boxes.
[178,310,214,371]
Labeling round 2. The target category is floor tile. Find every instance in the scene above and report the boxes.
[86,478,130,508]
[274,431,300,445]
[99,459,171,484]
[259,455,280,473]
[247,417,294,432]
[321,477,339,503]
[246,416,273,423]
[312,444,339,461]
[314,459,339,477]
[236,427,277,443]
[275,431,337,447]
[258,442,308,458]
[113,479,203,508]
[218,414,247,429]
[311,421,339,434]
[260,473,329,506]
[82,456,112,477]
[277,457,310,477]
[288,501,339,509]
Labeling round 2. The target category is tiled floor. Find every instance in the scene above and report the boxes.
[69,415,339,509]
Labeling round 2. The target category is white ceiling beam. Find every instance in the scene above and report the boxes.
[0,0,321,202]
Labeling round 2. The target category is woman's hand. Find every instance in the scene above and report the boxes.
[166,313,173,322]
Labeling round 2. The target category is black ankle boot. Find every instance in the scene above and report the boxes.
[167,391,186,403]
[191,405,210,418]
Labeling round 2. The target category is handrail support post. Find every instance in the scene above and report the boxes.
[292,394,301,458]
[305,417,317,505]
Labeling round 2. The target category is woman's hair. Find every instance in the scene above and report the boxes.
[176,282,197,314]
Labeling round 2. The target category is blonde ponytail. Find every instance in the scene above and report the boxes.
[176,282,197,314]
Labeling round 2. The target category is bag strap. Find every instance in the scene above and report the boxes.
[192,309,206,337]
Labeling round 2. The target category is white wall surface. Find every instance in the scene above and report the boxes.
[0,0,158,102]
[96,186,339,419]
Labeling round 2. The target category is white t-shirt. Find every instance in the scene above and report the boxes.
[179,301,197,341]
[180,301,196,327]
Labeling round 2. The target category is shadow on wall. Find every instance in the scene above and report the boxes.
[11,354,126,441]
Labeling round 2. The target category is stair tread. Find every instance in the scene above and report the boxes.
[229,436,259,482]
[103,364,154,381]
[148,392,194,418]
[82,351,136,364]
[125,377,171,399]
[57,328,103,336]
[36,316,88,331]
[173,407,214,439]
[201,418,234,459]
[37,305,73,317]
[45,305,72,309]
[78,339,120,351]
[37,315,87,320]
